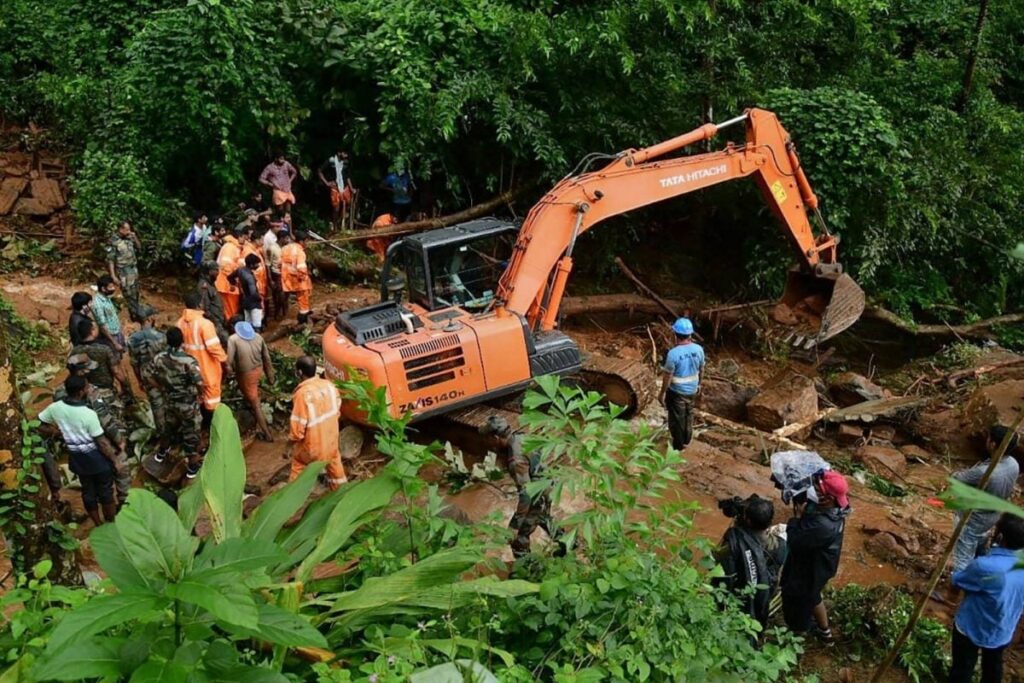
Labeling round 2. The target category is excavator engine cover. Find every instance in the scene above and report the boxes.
[778,270,865,347]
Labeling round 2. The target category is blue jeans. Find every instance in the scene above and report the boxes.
[952,511,997,573]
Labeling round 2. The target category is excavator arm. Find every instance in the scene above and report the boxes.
[495,108,863,341]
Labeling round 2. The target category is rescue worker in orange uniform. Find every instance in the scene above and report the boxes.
[240,230,269,311]
[280,230,313,325]
[367,213,397,262]
[215,225,245,321]
[288,356,347,490]
[177,292,229,423]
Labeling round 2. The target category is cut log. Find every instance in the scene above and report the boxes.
[824,396,929,424]
[320,188,526,244]
[0,177,28,215]
[745,371,819,431]
[695,409,809,451]
[29,178,65,210]
[863,305,1024,339]
[773,407,837,438]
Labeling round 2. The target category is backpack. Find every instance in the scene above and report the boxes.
[716,526,783,626]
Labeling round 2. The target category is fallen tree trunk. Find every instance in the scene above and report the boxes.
[321,188,525,244]
[695,409,809,451]
[862,306,1024,339]
[614,257,681,318]
[561,293,687,318]
[310,256,380,281]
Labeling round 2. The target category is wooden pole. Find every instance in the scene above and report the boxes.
[614,257,682,318]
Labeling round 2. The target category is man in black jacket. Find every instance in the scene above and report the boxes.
[780,469,851,645]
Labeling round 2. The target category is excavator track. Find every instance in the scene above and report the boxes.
[442,354,655,433]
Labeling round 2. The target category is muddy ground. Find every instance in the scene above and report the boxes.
[6,257,1024,682]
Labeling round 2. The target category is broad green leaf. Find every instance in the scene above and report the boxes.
[230,603,328,649]
[328,548,480,613]
[243,460,324,543]
[296,473,401,582]
[200,405,246,543]
[130,658,189,683]
[409,660,499,683]
[43,592,167,656]
[33,637,122,681]
[115,488,197,582]
[942,478,1024,518]
[167,580,258,630]
[90,523,151,591]
[192,538,287,580]
[177,479,205,533]
[384,637,515,667]
[276,484,350,567]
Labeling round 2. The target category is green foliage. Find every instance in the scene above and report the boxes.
[828,584,950,682]
[0,421,77,575]
[488,377,802,682]
[0,298,54,378]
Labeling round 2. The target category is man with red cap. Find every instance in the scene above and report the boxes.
[779,468,851,645]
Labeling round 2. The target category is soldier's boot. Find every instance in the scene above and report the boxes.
[102,502,118,523]
[297,312,309,325]
[87,507,103,526]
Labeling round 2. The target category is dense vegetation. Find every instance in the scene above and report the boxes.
[3,0,1024,317]
[1,379,808,682]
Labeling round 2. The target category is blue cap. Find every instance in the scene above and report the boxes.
[234,321,255,341]
[672,317,694,335]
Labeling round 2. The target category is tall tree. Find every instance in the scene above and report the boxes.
[958,0,991,112]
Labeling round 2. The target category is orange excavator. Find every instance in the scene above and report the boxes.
[323,108,865,425]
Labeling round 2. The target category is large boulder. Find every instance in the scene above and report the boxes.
[855,444,907,477]
[701,378,758,422]
[746,372,818,431]
[829,371,887,407]
[961,380,1024,441]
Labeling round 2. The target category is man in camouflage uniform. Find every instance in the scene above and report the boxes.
[55,354,131,504]
[149,327,204,474]
[126,305,167,451]
[106,221,144,322]
[199,261,229,346]
[201,221,227,271]
[480,415,566,558]
[71,319,131,421]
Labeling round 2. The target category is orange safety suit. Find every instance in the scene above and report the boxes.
[177,307,228,410]
[289,377,346,489]
[368,213,397,262]
[281,242,312,314]
[241,241,269,299]
[215,236,243,321]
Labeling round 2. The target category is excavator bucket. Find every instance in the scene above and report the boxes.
[775,270,866,348]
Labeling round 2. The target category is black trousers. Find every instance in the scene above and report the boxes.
[80,470,115,511]
[949,628,1006,683]
[665,392,695,449]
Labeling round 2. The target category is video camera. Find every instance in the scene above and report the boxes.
[718,496,751,519]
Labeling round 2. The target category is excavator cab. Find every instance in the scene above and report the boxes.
[379,219,519,312]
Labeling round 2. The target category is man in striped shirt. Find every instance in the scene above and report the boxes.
[39,376,121,525]
[288,356,347,490]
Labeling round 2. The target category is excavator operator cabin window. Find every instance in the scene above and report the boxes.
[403,248,429,308]
[429,232,514,311]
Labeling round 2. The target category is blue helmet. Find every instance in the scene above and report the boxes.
[672,317,694,336]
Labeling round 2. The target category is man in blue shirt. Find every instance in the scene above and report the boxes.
[380,167,415,222]
[658,317,705,449]
[950,513,1024,682]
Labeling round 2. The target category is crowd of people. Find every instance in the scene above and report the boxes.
[37,170,350,530]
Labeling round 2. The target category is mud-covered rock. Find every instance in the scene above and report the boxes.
[829,371,887,407]
[866,531,911,562]
[701,378,757,422]
[855,444,907,477]
[746,372,818,431]
[962,380,1024,442]
[899,444,933,462]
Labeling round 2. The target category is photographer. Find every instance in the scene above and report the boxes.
[713,494,787,628]
[780,470,851,645]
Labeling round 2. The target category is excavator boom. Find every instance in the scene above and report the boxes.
[495,108,864,343]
